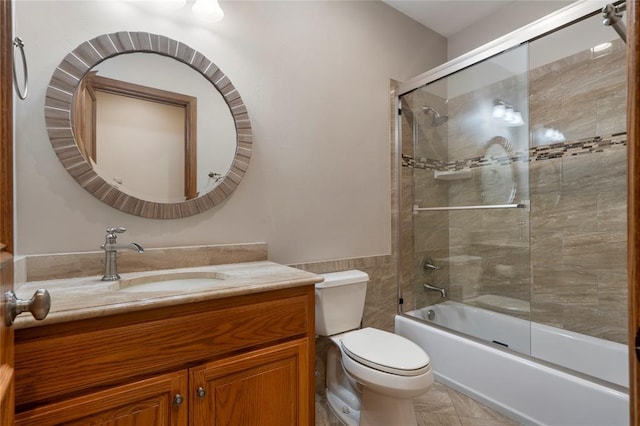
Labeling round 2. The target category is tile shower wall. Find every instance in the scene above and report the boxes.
[403,39,627,343]
[530,136,627,343]
[530,40,627,343]
[528,40,627,343]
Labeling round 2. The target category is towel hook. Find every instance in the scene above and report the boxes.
[12,37,28,100]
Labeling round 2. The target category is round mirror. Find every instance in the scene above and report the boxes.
[44,32,252,219]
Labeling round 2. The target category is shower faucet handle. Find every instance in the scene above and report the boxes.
[423,258,442,273]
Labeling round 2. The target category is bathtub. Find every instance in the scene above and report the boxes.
[395,301,629,426]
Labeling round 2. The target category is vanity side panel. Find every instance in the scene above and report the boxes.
[14,286,314,410]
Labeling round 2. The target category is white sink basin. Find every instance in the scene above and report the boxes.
[118,271,230,293]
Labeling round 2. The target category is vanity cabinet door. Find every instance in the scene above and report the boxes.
[191,338,310,426]
[14,370,188,426]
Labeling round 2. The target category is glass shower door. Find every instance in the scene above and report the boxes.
[527,13,627,346]
[401,43,532,355]
[397,1,628,393]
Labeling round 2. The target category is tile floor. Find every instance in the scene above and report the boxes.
[316,381,520,426]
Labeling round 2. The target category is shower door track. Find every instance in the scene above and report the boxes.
[413,203,527,212]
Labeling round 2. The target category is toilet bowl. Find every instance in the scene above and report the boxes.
[316,270,433,426]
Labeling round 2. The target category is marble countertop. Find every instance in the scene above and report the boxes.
[14,261,323,329]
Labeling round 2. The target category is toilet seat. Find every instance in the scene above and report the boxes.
[340,327,430,376]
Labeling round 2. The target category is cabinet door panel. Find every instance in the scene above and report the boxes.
[15,370,187,426]
[191,339,309,426]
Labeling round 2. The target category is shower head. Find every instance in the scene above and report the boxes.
[422,106,449,127]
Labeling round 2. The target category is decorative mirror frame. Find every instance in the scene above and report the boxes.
[44,31,252,219]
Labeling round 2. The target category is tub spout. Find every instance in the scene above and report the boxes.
[424,283,447,298]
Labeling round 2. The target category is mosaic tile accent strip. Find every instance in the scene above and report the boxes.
[403,133,627,170]
[402,153,445,170]
[530,133,627,160]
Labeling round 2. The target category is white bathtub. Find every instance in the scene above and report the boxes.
[396,301,629,426]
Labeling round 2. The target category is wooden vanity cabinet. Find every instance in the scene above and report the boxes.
[14,370,188,426]
[13,286,315,425]
[190,338,308,425]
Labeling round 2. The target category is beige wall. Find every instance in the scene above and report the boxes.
[446,0,572,60]
[13,1,446,264]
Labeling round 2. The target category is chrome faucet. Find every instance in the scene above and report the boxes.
[101,227,144,281]
[424,283,447,298]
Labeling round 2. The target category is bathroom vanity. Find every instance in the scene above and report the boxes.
[11,261,320,425]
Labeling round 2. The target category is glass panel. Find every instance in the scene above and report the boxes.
[528,14,627,349]
[399,10,627,386]
[401,43,532,355]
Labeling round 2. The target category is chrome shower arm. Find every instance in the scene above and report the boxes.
[602,3,626,43]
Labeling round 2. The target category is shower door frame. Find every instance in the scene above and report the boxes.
[395,0,612,97]
[627,1,640,422]
[393,0,638,420]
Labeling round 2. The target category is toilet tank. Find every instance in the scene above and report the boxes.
[315,270,369,336]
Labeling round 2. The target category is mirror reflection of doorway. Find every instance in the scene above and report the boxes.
[73,73,197,201]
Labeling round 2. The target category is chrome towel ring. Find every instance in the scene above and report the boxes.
[12,36,28,100]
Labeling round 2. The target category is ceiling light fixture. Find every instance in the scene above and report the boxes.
[492,102,505,119]
[493,99,525,127]
[543,127,566,142]
[509,111,525,127]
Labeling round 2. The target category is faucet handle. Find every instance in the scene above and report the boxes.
[106,227,126,234]
[422,257,442,274]
[103,227,127,247]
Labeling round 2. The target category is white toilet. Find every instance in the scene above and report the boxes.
[316,270,433,426]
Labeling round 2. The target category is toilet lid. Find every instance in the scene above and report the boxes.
[340,328,430,376]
